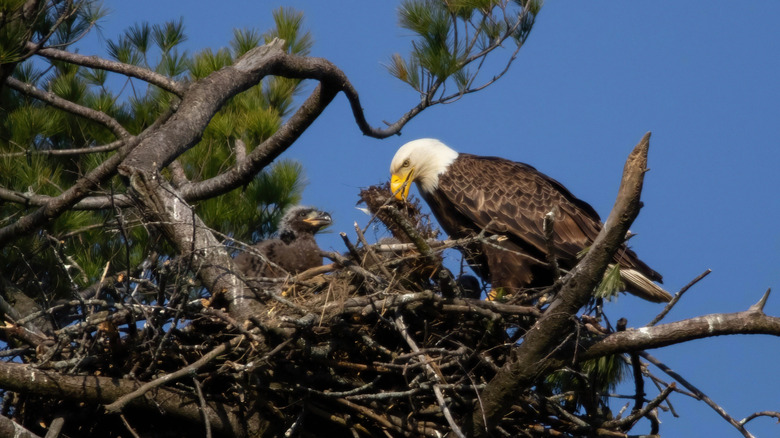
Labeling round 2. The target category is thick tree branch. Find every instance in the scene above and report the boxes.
[470,132,652,436]
[119,168,266,323]
[0,361,273,437]
[178,81,339,201]
[0,414,41,438]
[582,308,780,359]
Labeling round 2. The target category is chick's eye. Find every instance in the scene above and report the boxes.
[299,211,307,217]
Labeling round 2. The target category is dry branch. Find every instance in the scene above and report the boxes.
[0,362,259,437]
[582,308,780,358]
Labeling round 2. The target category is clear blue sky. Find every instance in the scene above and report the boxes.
[82,1,780,436]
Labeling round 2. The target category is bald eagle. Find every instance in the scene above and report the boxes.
[389,138,671,303]
[235,206,332,278]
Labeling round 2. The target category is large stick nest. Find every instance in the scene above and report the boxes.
[0,184,642,438]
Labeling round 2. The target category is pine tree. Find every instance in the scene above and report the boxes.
[1,7,310,302]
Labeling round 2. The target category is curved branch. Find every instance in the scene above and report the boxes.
[30,43,186,96]
[178,81,338,201]
[581,308,780,359]
[5,77,131,140]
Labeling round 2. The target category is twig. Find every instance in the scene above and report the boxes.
[43,415,65,438]
[335,398,404,434]
[323,251,386,286]
[748,288,772,313]
[192,377,212,438]
[380,205,435,259]
[203,308,264,344]
[617,317,646,416]
[369,234,499,253]
[353,222,394,278]
[299,377,380,398]
[739,411,780,426]
[394,313,467,438]
[339,232,362,262]
[602,383,675,431]
[639,351,755,438]
[104,336,243,413]
[648,269,711,326]
[119,414,142,438]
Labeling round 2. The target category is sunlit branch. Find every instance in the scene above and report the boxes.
[0,139,124,158]
[5,76,131,140]
[29,43,186,96]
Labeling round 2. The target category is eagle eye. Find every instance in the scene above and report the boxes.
[402,159,410,168]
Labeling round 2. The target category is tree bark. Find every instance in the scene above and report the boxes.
[120,167,265,324]
[0,361,277,437]
[581,307,780,359]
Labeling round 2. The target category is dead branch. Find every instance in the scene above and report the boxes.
[639,351,755,438]
[582,308,780,359]
[602,383,676,431]
[648,269,711,326]
[0,414,41,438]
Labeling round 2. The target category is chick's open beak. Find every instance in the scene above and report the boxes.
[303,211,332,228]
[390,169,413,201]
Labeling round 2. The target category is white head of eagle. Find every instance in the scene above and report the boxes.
[390,138,459,198]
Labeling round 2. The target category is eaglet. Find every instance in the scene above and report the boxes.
[235,206,332,278]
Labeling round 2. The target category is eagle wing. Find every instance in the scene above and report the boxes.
[436,154,604,265]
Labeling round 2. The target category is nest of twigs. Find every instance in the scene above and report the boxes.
[0,184,636,438]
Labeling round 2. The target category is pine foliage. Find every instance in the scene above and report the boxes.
[388,0,541,100]
[0,7,310,301]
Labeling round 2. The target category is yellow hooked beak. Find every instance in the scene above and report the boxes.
[390,168,414,201]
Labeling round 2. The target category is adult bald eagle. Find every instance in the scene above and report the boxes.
[235,206,332,278]
[389,138,671,303]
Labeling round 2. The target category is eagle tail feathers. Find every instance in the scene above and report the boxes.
[618,266,673,303]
